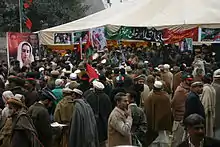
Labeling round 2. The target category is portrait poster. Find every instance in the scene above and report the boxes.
[179,38,193,52]
[90,27,107,51]
[7,32,39,68]
[54,33,72,45]
[72,31,89,44]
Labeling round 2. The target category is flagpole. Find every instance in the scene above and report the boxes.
[19,0,23,32]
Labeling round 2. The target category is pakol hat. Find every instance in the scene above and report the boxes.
[191,81,203,87]
[51,70,60,76]
[73,88,83,96]
[7,97,23,107]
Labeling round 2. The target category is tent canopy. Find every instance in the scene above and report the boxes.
[39,0,220,33]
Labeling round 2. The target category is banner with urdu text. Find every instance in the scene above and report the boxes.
[163,27,198,44]
[105,26,163,42]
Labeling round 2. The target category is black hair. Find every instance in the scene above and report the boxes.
[114,68,120,75]
[126,90,137,101]
[114,92,126,103]
[22,43,32,52]
[120,68,126,75]
[184,114,205,127]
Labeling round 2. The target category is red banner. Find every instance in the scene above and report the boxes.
[7,32,39,68]
[163,27,198,44]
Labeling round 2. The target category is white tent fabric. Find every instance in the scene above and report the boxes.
[39,0,220,44]
[40,0,220,32]
[111,0,220,27]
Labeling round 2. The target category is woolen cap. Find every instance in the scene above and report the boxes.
[73,88,83,96]
[191,81,203,87]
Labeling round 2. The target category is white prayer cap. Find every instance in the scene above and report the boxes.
[55,79,63,86]
[92,53,99,60]
[64,54,69,57]
[74,69,81,74]
[73,88,83,96]
[154,81,163,89]
[93,81,105,90]
[213,69,220,78]
[125,66,132,72]
[144,61,149,64]
[70,73,77,80]
[2,91,14,100]
[164,64,170,69]
[101,59,107,64]
[39,67,44,72]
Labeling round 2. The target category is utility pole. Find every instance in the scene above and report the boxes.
[18,0,23,32]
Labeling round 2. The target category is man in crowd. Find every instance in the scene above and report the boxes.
[8,96,41,147]
[171,74,193,147]
[201,73,216,137]
[178,114,220,147]
[69,88,99,147]
[85,81,112,147]
[28,88,56,147]
[212,69,220,139]
[184,82,205,119]
[54,87,77,147]
[144,80,172,147]
[127,90,147,146]
[108,92,133,147]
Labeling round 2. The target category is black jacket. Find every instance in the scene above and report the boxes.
[28,103,52,147]
[184,91,205,119]
[178,137,220,147]
[85,90,112,142]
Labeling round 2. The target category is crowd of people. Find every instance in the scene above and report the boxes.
[0,43,219,147]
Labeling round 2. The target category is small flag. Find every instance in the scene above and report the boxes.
[25,17,32,30]
[24,3,30,8]
[86,63,99,80]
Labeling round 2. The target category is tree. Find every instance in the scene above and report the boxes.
[0,0,90,33]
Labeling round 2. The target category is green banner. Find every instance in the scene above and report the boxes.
[105,26,163,42]
[201,28,220,42]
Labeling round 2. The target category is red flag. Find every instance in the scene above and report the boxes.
[84,32,92,51]
[24,3,30,8]
[86,63,99,80]
[25,18,32,30]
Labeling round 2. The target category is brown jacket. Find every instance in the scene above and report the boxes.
[161,71,173,94]
[173,71,182,92]
[171,83,190,121]
[144,90,172,132]
[54,96,75,124]
[108,107,132,147]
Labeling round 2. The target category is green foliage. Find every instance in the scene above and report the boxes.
[0,0,90,33]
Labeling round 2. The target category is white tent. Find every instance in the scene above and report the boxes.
[39,0,220,44]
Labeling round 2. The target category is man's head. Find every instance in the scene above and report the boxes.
[93,81,105,91]
[182,74,193,86]
[29,34,38,48]
[7,97,24,116]
[40,88,57,108]
[114,92,129,111]
[191,82,203,95]
[126,91,137,104]
[55,79,64,87]
[184,114,205,142]
[25,78,36,90]
[153,81,163,91]
[134,75,145,92]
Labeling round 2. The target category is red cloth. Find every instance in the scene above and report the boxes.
[25,18,32,30]
[86,63,99,80]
